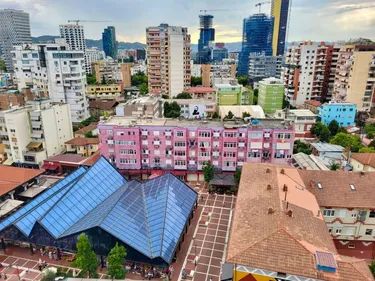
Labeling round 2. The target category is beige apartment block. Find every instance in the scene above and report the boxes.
[202,64,211,87]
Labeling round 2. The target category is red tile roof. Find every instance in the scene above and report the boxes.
[0,166,44,196]
[305,100,322,107]
[82,151,101,166]
[227,163,373,281]
[183,87,216,93]
[74,122,98,135]
[65,137,99,146]
[88,100,118,110]
[350,153,375,168]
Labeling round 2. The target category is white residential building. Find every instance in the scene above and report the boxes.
[59,24,86,52]
[131,63,147,75]
[85,47,105,74]
[12,41,89,123]
[0,100,73,167]
[191,60,202,77]
[146,24,191,97]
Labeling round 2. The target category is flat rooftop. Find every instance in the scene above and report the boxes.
[99,116,293,129]
[164,99,216,105]
[311,142,344,152]
[290,109,316,117]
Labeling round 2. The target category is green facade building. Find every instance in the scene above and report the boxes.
[216,83,253,106]
[258,77,284,114]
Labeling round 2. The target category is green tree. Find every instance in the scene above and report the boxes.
[86,75,97,85]
[107,243,127,280]
[225,111,234,119]
[175,92,192,99]
[242,112,251,118]
[80,116,98,128]
[328,120,339,136]
[41,270,56,281]
[369,261,375,278]
[337,127,347,134]
[293,140,312,155]
[191,76,202,86]
[72,233,98,277]
[161,94,169,99]
[364,123,375,135]
[329,163,340,171]
[131,72,147,86]
[212,112,219,119]
[237,75,248,86]
[330,133,363,152]
[0,59,6,72]
[253,95,258,105]
[359,147,375,153]
[369,139,375,148]
[101,75,106,85]
[319,126,331,142]
[139,83,148,95]
[163,101,181,118]
[202,162,214,183]
[366,132,374,139]
[85,131,96,138]
[234,169,242,186]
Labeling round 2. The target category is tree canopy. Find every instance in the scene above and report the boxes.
[41,270,56,281]
[237,75,248,86]
[330,133,363,152]
[293,140,312,155]
[329,163,340,171]
[176,92,192,99]
[86,75,97,85]
[107,243,127,280]
[139,83,148,95]
[328,120,339,136]
[311,122,331,142]
[131,72,147,86]
[72,234,98,277]
[191,76,202,86]
[80,116,98,128]
[225,111,234,119]
[84,131,96,138]
[163,101,181,118]
[0,59,6,72]
[202,162,214,183]
[242,112,251,118]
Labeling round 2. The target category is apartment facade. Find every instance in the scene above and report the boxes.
[102,26,117,60]
[270,0,290,56]
[98,117,294,180]
[164,99,216,118]
[274,109,316,138]
[333,44,375,111]
[248,55,282,87]
[12,42,89,123]
[115,96,163,118]
[0,100,73,167]
[318,102,356,127]
[215,81,251,106]
[146,24,191,97]
[85,47,105,75]
[87,84,123,101]
[282,42,333,106]
[258,77,284,113]
[345,153,375,172]
[0,9,32,72]
[299,170,375,260]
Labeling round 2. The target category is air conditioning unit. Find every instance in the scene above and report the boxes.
[358,210,367,222]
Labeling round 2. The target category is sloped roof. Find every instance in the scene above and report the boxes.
[350,153,375,168]
[0,166,44,196]
[74,122,98,135]
[298,169,375,209]
[89,100,118,110]
[65,137,99,146]
[0,157,197,264]
[226,163,373,281]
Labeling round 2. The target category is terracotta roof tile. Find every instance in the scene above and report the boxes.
[74,122,98,135]
[227,163,374,281]
[65,137,99,146]
[298,170,375,209]
[350,153,375,168]
[88,100,118,110]
[82,150,101,166]
[0,166,44,196]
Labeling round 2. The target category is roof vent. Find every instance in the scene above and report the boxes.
[310,180,316,188]
[360,171,365,176]
[317,182,323,189]
[267,207,275,214]
[283,184,288,192]
[280,168,285,174]
[267,184,272,190]
[349,184,356,191]
[266,168,271,173]
[287,209,293,217]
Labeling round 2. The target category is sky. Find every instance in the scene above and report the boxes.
[0,0,374,44]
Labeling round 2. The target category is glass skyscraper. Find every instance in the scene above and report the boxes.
[197,15,215,64]
[271,0,290,56]
[237,14,274,76]
[102,26,117,60]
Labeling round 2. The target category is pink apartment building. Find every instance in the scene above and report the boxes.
[98,117,295,181]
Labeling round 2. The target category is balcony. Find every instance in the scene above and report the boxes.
[0,130,8,136]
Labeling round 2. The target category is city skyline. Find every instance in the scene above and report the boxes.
[0,0,374,44]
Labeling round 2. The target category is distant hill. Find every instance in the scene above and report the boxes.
[32,36,146,50]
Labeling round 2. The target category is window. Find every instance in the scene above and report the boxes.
[249,132,262,139]
[348,244,355,249]
[323,209,335,217]
[198,131,211,138]
[224,132,236,138]
[198,151,210,157]
[119,149,136,155]
[174,160,186,166]
[107,130,113,135]
[119,159,137,164]
[224,142,236,148]
[199,141,210,148]
[370,211,375,218]
[248,151,260,158]
[335,227,342,234]
[176,131,184,137]
[365,229,373,235]
[174,150,186,156]
[153,131,160,136]
[328,226,333,233]
[224,152,236,157]
[189,131,196,137]
[351,212,357,218]
[174,141,186,147]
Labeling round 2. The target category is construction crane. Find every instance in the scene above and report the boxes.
[255,2,271,13]
[199,9,231,15]
[68,20,112,25]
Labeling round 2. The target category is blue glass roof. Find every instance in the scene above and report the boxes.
[0,157,197,264]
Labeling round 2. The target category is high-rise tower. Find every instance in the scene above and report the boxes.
[0,9,32,72]
[271,0,290,56]
[102,26,118,60]
[238,14,273,76]
[197,15,215,64]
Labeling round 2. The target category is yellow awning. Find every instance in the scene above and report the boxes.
[26,142,42,149]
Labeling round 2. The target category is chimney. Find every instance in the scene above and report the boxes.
[360,171,365,177]
[267,207,275,214]
[280,169,285,174]
[283,184,288,192]
[310,180,316,188]
[287,209,293,217]
[266,168,271,174]
[267,184,272,190]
